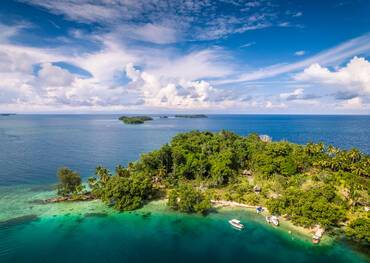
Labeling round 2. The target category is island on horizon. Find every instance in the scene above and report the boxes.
[118,114,208,124]
[0,113,16,116]
[118,115,153,124]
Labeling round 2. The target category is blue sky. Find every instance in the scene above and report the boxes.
[0,0,369,114]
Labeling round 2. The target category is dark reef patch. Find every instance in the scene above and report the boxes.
[142,212,151,218]
[75,217,84,223]
[0,214,39,229]
[84,212,108,218]
[28,199,47,205]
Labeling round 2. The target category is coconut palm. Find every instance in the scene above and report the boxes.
[116,165,129,177]
[95,166,111,184]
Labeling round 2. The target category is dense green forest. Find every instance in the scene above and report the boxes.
[57,130,370,244]
[119,116,153,124]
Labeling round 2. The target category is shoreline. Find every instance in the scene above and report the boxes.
[0,187,332,246]
[210,199,331,243]
[42,196,324,242]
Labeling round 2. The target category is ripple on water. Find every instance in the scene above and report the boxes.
[28,185,55,192]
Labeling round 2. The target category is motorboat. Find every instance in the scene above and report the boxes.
[266,215,279,226]
[228,219,244,230]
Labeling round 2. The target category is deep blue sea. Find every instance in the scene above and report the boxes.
[1,114,369,186]
[0,114,369,263]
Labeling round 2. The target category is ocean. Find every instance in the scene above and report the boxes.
[0,114,369,262]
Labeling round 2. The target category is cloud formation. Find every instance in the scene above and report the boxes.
[280,88,319,101]
[0,23,242,111]
[295,56,370,96]
[125,63,237,109]
[1,0,369,114]
[21,0,285,42]
[217,33,370,84]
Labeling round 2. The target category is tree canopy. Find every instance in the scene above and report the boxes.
[57,167,82,196]
[168,184,211,214]
[56,130,370,244]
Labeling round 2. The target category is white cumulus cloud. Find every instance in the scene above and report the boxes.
[124,63,239,109]
[38,63,75,87]
[295,56,370,96]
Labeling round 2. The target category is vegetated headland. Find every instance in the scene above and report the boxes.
[48,130,369,247]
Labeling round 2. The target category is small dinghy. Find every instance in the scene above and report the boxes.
[229,219,244,230]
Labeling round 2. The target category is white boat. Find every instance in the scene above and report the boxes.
[312,227,324,244]
[266,216,279,226]
[271,216,279,226]
[229,219,244,230]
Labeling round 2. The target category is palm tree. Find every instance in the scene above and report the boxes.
[327,145,339,157]
[350,163,364,176]
[116,165,129,177]
[87,177,97,188]
[348,149,361,163]
[95,166,110,184]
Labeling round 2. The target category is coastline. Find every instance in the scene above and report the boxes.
[154,198,328,244]
[210,199,325,242]
[0,184,331,246]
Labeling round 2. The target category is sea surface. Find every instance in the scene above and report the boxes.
[0,114,369,262]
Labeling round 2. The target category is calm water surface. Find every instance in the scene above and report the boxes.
[0,114,369,262]
[1,114,369,185]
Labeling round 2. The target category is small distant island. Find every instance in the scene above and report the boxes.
[118,114,207,124]
[175,114,207,118]
[49,131,369,246]
[0,113,16,116]
[119,116,153,124]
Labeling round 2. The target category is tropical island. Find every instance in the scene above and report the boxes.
[175,114,208,118]
[50,130,369,246]
[119,115,153,124]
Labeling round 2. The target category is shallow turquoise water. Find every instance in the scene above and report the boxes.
[0,185,368,263]
[0,114,369,262]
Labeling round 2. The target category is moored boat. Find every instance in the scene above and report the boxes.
[270,216,279,226]
[229,219,244,230]
[312,226,324,244]
[266,215,279,226]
